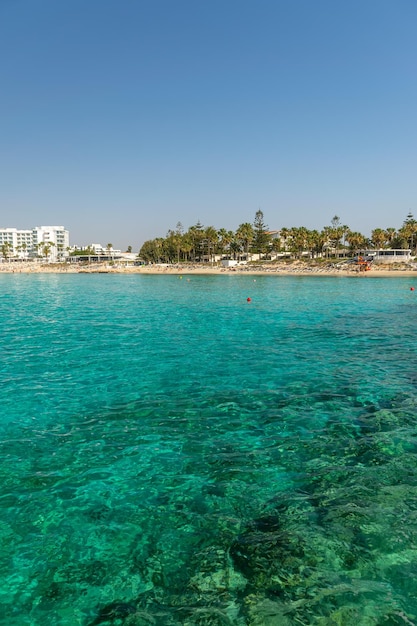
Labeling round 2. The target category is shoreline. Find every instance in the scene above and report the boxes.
[1,261,417,277]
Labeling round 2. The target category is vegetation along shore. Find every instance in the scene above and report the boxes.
[137,211,417,265]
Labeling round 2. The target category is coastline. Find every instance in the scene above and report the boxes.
[1,261,417,277]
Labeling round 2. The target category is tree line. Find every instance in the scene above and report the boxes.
[138,211,417,264]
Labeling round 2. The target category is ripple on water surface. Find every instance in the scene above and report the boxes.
[1,274,417,625]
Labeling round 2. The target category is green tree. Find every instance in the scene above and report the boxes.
[229,237,242,260]
[329,215,347,257]
[1,242,12,260]
[164,221,185,264]
[385,227,397,247]
[174,222,185,263]
[398,212,417,252]
[203,226,218,264]
[287,227,310,259]
[270,236,281,258]
[345,231,367,255]
[310,230,327,258]
[217,228,234,258]
[371,228,386,249]
[279,227,290,253]
[252,210,271,259]
[181,236,193,262]
[236,223,254,260]
[37,241,55,261]
[165,229,180,263]
[139,239,160,263]
[187,221,205,262]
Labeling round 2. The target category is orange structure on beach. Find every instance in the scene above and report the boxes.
[356,256,372,271]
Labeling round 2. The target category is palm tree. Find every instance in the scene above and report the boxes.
[217,228,234,258]
[204,226,218,264]
[180,235,193,262]
[385,227,397,247]
[279,227,290,254]
[322,226,333,258]
[371,228,386,249]
[166,222,185,264]
[398,213,417,253]
[288,227,309,259]
[1,242,12,261]
[37,241,55,262]
[236,222,254,261]
[229,238,242,260]
[166,229,181,263]
[310,230,327,258]
[329,215,345,258]
[187,222,205,262]
[132,214,417,267]
[345,231,367,255]
[154,238,165,263]
[270,236,281,259]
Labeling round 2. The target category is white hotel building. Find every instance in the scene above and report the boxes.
[0,226,70,262]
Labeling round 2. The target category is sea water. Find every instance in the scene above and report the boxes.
[1,273,417,625]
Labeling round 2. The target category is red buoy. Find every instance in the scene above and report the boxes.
[411,287,415,291]
[247,297,251,302]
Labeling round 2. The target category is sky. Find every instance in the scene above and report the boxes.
[0,0,416,250]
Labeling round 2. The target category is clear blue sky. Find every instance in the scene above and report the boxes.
[1,0,416,250]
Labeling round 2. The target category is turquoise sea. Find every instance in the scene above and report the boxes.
[1,273,417,625]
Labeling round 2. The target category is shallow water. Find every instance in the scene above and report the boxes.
[1,274,417,625]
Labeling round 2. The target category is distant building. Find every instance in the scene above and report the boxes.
[32,226,70,261]
[266,230,281,240]
[70,243,121,256]
[0,226,70,261]
[68,243,128,263]
[0,228,32,258]
[359,249,412,264]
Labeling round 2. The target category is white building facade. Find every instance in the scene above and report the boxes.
[0,226,70,261]
[32,226,70,261]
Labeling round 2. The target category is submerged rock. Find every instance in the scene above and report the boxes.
[229,513,305,590]
[251,515,281,534]
[89,600,138,625]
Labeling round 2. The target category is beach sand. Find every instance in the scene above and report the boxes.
[1,261,417,277]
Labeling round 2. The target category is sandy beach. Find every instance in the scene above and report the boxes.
[1,261,417,277]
